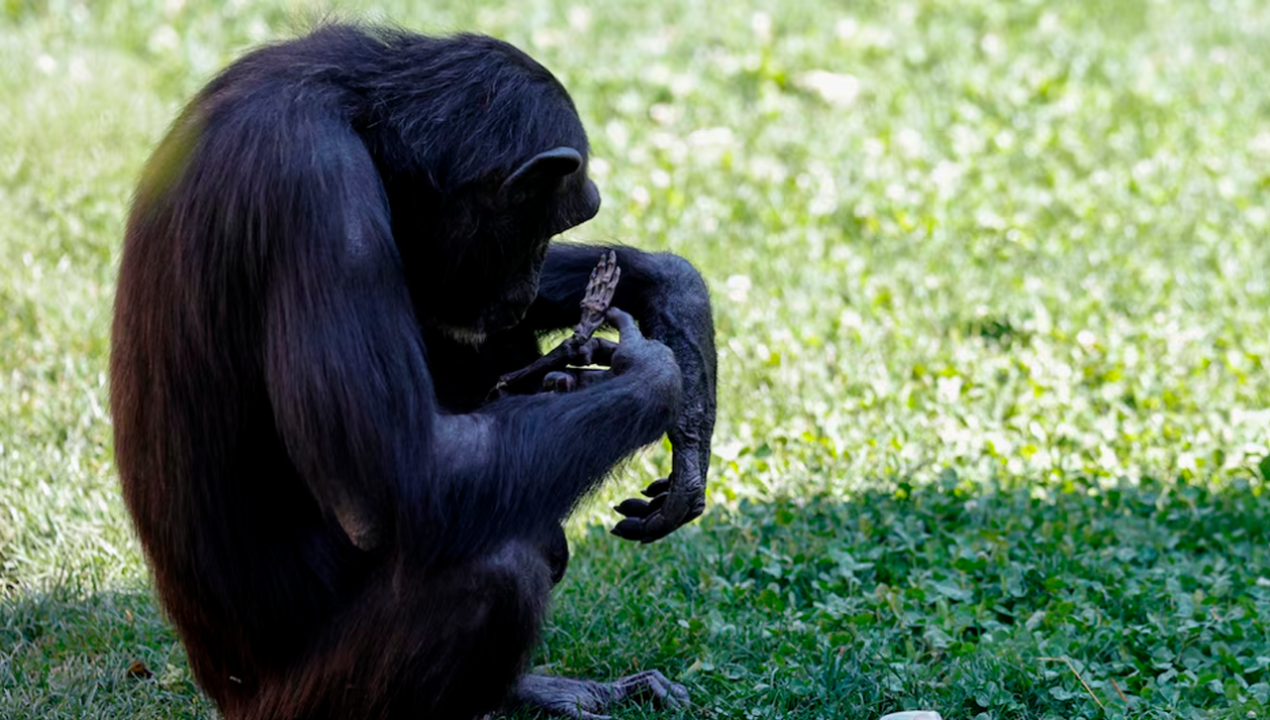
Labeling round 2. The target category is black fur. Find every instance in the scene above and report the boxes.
[111,24,716,720]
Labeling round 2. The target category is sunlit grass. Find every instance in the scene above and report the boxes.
[2,1,1268,718]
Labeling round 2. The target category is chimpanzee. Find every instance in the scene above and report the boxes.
[110,24,716,720]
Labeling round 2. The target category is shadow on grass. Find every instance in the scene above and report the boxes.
[538,475,1270,720]
[3,476,1268,720]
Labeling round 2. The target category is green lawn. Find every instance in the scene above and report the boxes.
[2,1,1269,718]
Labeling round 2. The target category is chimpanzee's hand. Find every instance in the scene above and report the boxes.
[610,443,706,544]
[603,308,707,543]
[604,308,681,404]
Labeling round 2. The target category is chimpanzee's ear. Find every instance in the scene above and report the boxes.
[501,147,584,203]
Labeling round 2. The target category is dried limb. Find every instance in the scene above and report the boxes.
[489,251,620,399]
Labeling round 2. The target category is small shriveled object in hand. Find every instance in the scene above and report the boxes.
[489,250,707,545]
[489,251,621,398]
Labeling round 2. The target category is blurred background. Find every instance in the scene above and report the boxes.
[2,1,1268,718]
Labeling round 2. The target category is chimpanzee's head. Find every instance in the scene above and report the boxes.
[432,144,601,347]
[380,34,602,346]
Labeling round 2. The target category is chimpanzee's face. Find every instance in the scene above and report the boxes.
[430,169,601,347]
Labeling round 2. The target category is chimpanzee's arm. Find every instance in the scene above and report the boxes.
[256,111,681,562]
[524,243,717,543]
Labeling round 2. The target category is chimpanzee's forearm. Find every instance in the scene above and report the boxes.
[529,243,717,541]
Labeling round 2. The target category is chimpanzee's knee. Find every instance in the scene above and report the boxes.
[247,541,559,720]
[538,525,570,586]
[383,541,559,720]
[481,538,557,607]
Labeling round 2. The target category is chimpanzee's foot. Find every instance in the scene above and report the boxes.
[513,671,688,719]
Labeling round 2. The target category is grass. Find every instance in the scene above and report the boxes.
[1,0,1268,718]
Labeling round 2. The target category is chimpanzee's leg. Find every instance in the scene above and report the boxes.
[235,541,555,720]
[541,523,570,586]
[502,530,689,719]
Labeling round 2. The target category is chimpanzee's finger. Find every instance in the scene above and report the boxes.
[611,670,688,708]
[611,511,679,543]
[611,515,677,541]
[613,494,666,518]
[669,681,691,705]
[542,371,576,393]
[641,478,672,497]
[610,517,645,540]
[604,307,642,339]
[636,515,676,544]
[614,499,651,518]
[576,337,619,366]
